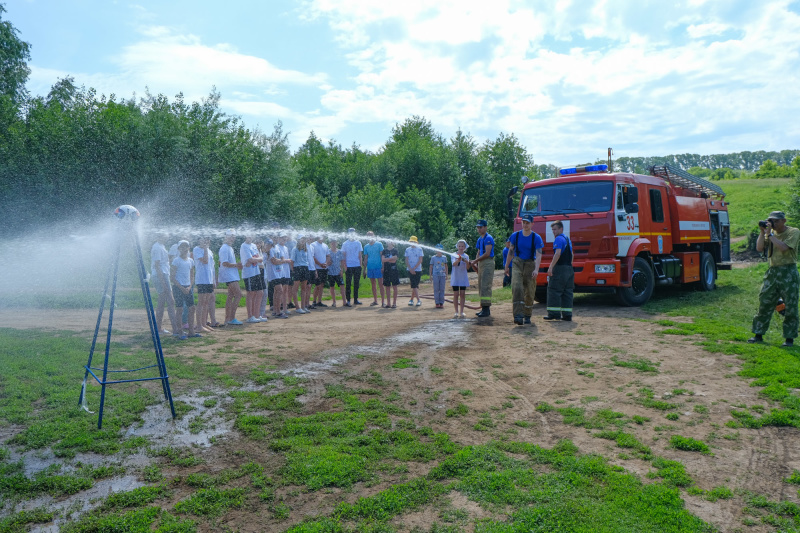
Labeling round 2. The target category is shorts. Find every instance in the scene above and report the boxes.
[314,268,328,286]
[153,275,170,294]
[196,283,214,294]
[225,280,240,288]
[451,285,467,292]
[383,269,399,287]
[367,268,383,279]
[244,275,265,292]
[276,277,291,286]
[328,274,344,287]
[293,266,309,282]
[409,272,422,289]
[173,284,195,308]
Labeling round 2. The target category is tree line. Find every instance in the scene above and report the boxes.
[1,5,798,253]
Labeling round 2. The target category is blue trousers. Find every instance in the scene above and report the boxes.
[433,275,446,304]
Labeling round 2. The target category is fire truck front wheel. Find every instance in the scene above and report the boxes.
[615,257,655,307]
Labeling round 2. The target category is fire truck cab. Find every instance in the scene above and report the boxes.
[512,163,731,306]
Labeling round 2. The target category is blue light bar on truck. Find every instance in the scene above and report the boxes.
[559,164,608,175]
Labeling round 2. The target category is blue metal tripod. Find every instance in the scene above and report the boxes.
[79,208,176,429]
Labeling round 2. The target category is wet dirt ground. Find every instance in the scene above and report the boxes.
[2,271,798,532]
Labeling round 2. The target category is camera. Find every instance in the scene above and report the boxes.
[759,220,769,228]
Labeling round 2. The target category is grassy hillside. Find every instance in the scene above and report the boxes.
[720,178,792,239]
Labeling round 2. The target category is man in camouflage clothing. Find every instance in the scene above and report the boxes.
[749,211,800,347]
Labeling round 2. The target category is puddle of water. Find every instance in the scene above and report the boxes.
[125,388,232,448]
[24,475,144,533]
[286,320,471,378]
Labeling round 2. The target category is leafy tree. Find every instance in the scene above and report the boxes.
[0,3,30,105]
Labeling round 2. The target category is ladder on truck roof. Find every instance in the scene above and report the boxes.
[648,164,725,199]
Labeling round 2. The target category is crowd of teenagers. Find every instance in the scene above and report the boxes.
[149,228,491,340]
[149,217,571,339]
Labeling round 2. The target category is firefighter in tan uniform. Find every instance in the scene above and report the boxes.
[749,211,800,347]
[474,219,495,317]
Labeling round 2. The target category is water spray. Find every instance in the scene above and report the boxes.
[78,205,176,429]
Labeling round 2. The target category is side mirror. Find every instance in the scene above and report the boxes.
[626,186,639,203]
[507,197,515,220]
[507,186,518,198]
[625,203,639,214]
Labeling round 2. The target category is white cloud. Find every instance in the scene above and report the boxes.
[686,22,729,38]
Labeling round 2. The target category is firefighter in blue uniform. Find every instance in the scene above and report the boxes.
[545,220,574,321]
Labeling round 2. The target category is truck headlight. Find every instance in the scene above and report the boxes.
[594,264,616,273]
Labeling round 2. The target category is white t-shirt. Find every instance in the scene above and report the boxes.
[307,242,316,271]
[241,242,261,278]
[404,246,424,272]
[313,242,330,268]
[269,246,284,280]
[280,245,291,278]
[171,256,194,286]
[218,243,240,283]
[151,242,170,278]
[342,239,363,268]
[193,246,215,285]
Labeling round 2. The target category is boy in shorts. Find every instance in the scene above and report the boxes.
[327,238,346,307]
[218,230,243,325]
[241,234,264,323]
[270,234,291,318]
[151,232,178,335]
[259,238,273,320]
[312,235,330,307]
[404,236,424,306]
[382,241,400,308]
[171,240,198,339]
[363,231,385,307]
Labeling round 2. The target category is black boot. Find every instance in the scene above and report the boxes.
[747,334,764,344]
[476,306,491,317]
[523,316,531,325]
[561,315,572,322]
[782,338,794,347]
[513,315,524,325]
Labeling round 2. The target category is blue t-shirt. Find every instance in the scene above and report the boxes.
[510,231,544,260]
[430,255,447,277]
[477,233,495,258]
[553,234,571,253]
[364,242,385,269]
[291,248,309,268]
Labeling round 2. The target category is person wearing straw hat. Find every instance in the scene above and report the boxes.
[749,211,800,347]
[473,219,495,317]
[404,236,424,306]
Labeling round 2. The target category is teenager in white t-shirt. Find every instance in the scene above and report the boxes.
[151,233,178,335]
[341,228,364,306]
[193,236,218,332]
[218,230,243,325]
[270,234,292,318]
[170,241,198,339]
[240,235,264,323]
[311,235,330,307]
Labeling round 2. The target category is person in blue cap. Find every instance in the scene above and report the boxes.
[474,219,495,317]
[506,214,543,325]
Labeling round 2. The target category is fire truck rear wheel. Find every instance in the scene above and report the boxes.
[698,251,716,291]
[615,257,654,306]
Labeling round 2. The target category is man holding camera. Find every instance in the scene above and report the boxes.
[749,211,800,347]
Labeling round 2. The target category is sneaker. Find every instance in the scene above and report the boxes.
[259,316,269,322]
[296,308,307,314]
[416,301,422,307]
[309,304,316,309]
[460,312,466,318]
[303,308,311,313]
[370,301,379,306]
[747,334,764,344]
[317,302,328,307]
[179,334,188,340]
[189,333,202,338]
[228,319,243,325]
[344,302,352,307]
[331,302,337,307]
[288,303,295,309]
[454,313,460,319]
[246,317,259,323]
[409,299,415,306]
[354,300,363,305]
[277,313,289,319]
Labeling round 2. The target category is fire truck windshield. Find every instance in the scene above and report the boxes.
[519,180,614,216]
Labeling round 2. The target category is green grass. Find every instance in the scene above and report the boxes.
[174,487,246,517]
[669,435,712,455]
[611,355,660,373]
[721,178,791,239]
[645,266,800,429]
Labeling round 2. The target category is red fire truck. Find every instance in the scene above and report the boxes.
[510,160,731,306]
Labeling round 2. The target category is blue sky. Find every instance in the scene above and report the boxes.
[8,0,800,166]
